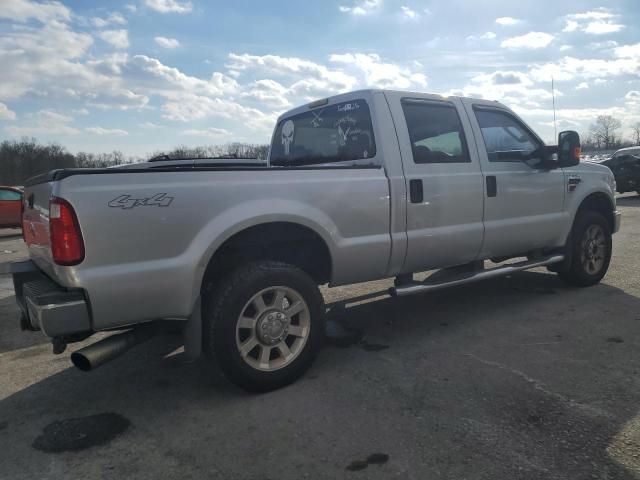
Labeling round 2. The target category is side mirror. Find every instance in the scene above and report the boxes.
[558,130,580,167]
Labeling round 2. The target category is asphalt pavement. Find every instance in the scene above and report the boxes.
[1,198,640,479]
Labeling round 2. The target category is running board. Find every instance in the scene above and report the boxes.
[390,254,565,297]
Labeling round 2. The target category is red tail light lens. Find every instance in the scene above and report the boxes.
[50,197,85,265]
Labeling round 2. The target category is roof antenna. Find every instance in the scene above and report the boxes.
[551,76,557,139]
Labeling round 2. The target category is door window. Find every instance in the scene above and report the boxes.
[0,189,21,201]
[474,108,543,163]
[401,100,470,164]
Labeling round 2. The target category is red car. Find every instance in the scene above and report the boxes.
[0,186,23,228]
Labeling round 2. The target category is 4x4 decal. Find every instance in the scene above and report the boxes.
[108,193,174,209]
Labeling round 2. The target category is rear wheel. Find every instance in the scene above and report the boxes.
[558,211,612,287]
[203,261,324,392]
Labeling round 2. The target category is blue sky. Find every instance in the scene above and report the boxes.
[0,0,638,157]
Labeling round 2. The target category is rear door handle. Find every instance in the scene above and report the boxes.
[486,176,497,197]
[409,179,423,203]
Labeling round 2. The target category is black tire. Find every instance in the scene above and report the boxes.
[558,210,612,287]
[203,261,324,392]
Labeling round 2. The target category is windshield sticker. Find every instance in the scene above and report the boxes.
[335,115,358,146]
[281,119,295,155]
[338,102,360,113]
[310,108,325,128]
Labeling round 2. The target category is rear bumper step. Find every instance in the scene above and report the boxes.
[12,260,91,337]
[390,254,565,297]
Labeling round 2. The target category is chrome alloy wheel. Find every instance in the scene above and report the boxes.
[235,286,311,371]
[580,224,606,275]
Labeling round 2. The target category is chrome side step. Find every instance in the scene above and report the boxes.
[390,255,565,297]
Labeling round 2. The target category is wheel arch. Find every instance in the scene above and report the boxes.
[199,220,334,294]
[574,191,615,233]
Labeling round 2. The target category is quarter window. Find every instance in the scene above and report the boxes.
[401,100,470,164]
[474,109,542,163]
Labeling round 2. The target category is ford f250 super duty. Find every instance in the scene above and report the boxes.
[12,89,621,391]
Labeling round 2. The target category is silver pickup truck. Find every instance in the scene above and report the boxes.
[12,89,621,391]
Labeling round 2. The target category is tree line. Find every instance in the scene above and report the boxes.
[0,138,269,185]
[582,116,640,152]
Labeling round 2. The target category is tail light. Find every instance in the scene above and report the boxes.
[50,197,85,265]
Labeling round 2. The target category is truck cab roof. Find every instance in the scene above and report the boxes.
[277,89,508,123]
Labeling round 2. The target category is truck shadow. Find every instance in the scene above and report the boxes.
[1,270,639,478]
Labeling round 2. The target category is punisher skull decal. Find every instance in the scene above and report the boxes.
[281,120,295,155]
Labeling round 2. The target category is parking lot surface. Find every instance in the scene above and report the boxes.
[2,196,640,479]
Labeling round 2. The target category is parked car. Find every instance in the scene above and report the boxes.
[610,146,640,159]
[602,154,640,194]
[0,186,23,228]
[12,89,620,391]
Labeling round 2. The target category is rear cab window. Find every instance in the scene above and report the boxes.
[270,99,376,166]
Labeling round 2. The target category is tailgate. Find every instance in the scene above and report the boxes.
[22,178,55,268]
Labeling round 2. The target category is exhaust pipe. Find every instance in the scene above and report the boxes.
[71,323,157,371]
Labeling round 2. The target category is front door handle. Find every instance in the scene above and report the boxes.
[409,179,423,203]
[486,176,497,197]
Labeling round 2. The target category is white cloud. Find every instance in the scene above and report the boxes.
[559,45,573,51]
[0,0,70,23]
[140,122,161,129]
[450,69,556,111]
[227,53,358,93]
[182,127,231,138]
[576,82,589,90]
[98,30,129,49]
[125,4,137,12]
[501,32,554,49]
[585,22,624,35]
[0,103,16,120]
[154,36,180,49]
[468,32,497,41]
[495,17,520,26]
[563,9,624,35]
[144,0,193,13]
[614,43,640,59]
[91,12,127,28]
[529,56,639,82]
[339,0,381,16]
[400,6,418,20]
[329,52,427,89]
[6,109,79,136]
[241,79,291,108]
[86,127,128,136]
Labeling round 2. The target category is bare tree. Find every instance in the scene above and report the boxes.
[589,115,622,150]
[632,122,640,146]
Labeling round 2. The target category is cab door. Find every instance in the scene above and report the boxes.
[461,99,566,258]
[385,92,485,273]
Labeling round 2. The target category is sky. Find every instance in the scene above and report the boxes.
[0,0,638,158]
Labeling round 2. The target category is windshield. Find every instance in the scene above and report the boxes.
[270,99,377,166]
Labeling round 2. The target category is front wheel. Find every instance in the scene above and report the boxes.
[203,261,325,392]
[558,211,612,287]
